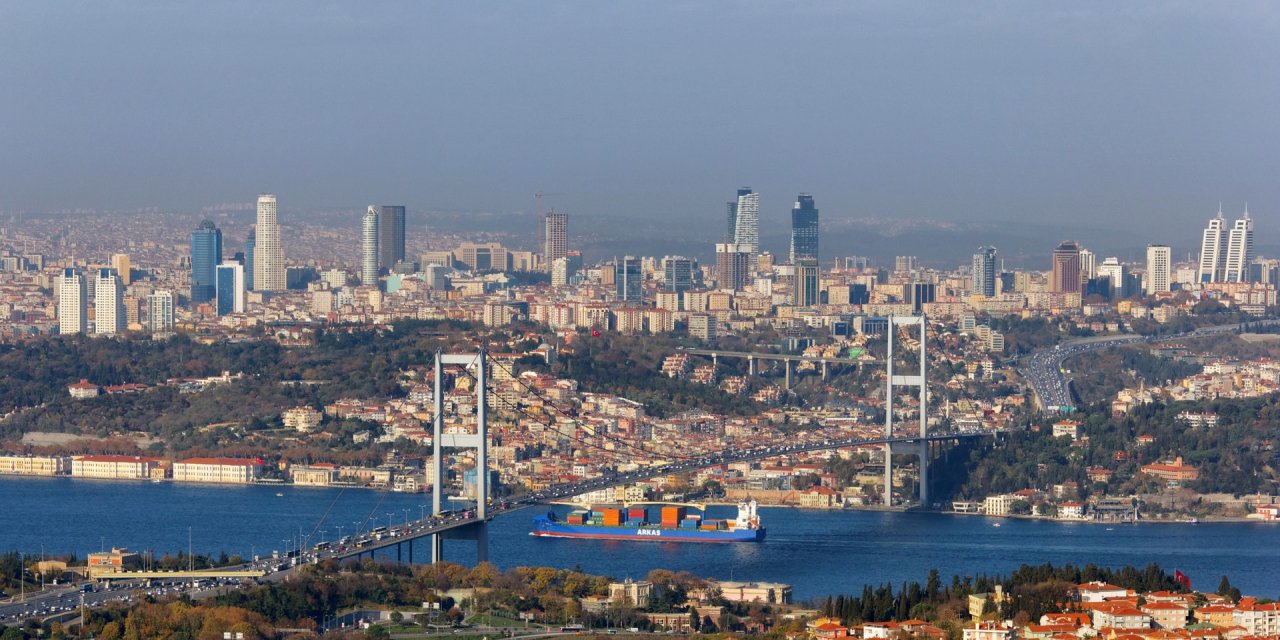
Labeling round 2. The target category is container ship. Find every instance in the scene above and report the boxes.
[531,500,764,542]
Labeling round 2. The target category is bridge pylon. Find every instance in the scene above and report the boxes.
[431,348,492,564]
[883,315,930,509]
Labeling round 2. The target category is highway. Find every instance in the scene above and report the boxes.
[1020,318,1280,413]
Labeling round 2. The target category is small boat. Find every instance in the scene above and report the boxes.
[276,492,284,497]
[992,522,1002,527]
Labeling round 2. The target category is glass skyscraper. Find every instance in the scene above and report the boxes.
[379,205,406,271]
[615,256,642,302]
[972,246,997,297]
[190,219,222,304]
[215,262,245,315]
[244,230,255,291]
[790,194,819,264]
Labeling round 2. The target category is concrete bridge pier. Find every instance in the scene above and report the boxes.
[784,359,794,388]
[821,360,829,381]
[747,356,757,376]
[711,353,718,368]
[430,534,443,564]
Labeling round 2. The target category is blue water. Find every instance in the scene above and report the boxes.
[4,477,1278,599]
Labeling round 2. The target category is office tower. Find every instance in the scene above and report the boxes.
[147,290,174,332]
[909,281,936,314]
[1097,258,1125,299]
[1146,244,1172,295]
[122,297,140,327]
[1198,208,1228,283]
[544,211,568,269]
[551,257,570,287]
[361,206,379,286]
[378,205,406,271]
[732,187,759,256]
[215,262,245,315]
[57,268,87,335]
[94,268,124,335]
[615,256,643,302]
[663,256,694,293]
[1079,249,1096,281]
[253,194,285,291]
[190,219,223,304]
[1224,209,1253,283]
[111,253,131,286]
[790,194,819,263]
[1050,241,1083,294]
[895,256,917,273]
[244,230,255,291]
[716,243,752,291]
[794,258,820,307]
[971,246,997,297]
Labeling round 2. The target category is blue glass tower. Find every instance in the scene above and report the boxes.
[244,230,255,291]
[190,220,222,304]
[789,194,819,264]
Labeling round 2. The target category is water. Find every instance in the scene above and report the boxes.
[4,476,1278,599]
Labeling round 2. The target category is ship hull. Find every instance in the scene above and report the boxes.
[532,516,764,543]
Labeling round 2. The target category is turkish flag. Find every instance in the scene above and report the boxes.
[1174,570,1191,590]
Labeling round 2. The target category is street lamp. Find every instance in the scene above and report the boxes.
[336,525,344,541]
[402,508,410,527]
[387,512,395,531]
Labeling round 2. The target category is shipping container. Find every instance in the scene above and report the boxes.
[628,508,647,521]
[660,506,686,523]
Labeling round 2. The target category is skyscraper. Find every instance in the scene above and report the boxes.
[57,268,87,336]
[615,256,642,302]
[190,219,222,305]
[244,230,255,291]
[725,199,738,242]
[378,205,406,272]
[663,256,694,293]
[732,187,759,256]
[94,268,124,335]
[794,258,820,307]
[1145,245,1172,295]
[253,194,285,291]
[1079,249,1096,282]
[216,262,245,315]
[1097,257,1126,299]
[111,253,131,286]
[716,243,751,291]
[544,212,568,269]
[1198,208,1228,283]
[1224,209,1253,283]
[147,290,174,332]
[1050,241,1083,294]
[971,246,997,297]
[361,206,380,286]
[790,194,819,264]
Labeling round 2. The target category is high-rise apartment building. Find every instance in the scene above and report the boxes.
[57,268,87,336]
[1198,208,1228,283]
[1146,244,1172,295]
[663,256,694,293]
[895,256,917,273]
[253,194,285,291]
[111,253,131,286]
[972,246,997,297]
[147,290,174,332]
[790,194,819,263]
[378,205,406,271]
[716,243,752,291]
[190,219,222,304]
[361,206,379,286]
[1224,210,1253,283]
[732,187,759,256]
[1050,241,1083,294]
[615,256,643,302]
[94,268,124,335]
[794,258,820,307]
[544,212,568,269]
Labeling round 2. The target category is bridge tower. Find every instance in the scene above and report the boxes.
[430,348,491,563]
[883,315,929,508]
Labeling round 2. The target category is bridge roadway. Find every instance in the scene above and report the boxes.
[680,347,865,365]
[1021,319,1280,413]
[304,429,988,567]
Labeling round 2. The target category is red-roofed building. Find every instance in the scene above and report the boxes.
[67,379,101,399]
[1140,457,1199,484]
[72,455,160,479]
[1142,602,1189,629]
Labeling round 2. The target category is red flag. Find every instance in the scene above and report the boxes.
[590,328,601,337]
[1174,570,1191,590]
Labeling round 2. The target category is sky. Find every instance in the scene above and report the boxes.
[1,1,1277,237]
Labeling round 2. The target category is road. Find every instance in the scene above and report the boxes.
[1020,318,1280,413]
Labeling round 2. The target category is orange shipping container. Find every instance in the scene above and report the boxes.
[660,506,686,523]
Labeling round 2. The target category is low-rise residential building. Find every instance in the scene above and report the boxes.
[1089,602,1150,629]
[283,406,323,433]
[962,622,1016,640]
[1233,601,1280,637]
[1142,602,1189,629]
[608,579,654,608]
[798,486,842,509]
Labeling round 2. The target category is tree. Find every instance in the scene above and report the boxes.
[1217,576,1241,602]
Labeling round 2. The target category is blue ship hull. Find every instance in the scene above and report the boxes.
[532,514,765,543]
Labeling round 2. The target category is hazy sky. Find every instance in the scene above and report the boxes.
[1,1,1276,234]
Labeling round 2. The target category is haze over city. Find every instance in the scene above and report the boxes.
[1,1,1277,241]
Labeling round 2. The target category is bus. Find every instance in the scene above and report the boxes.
[560,624,585,633]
